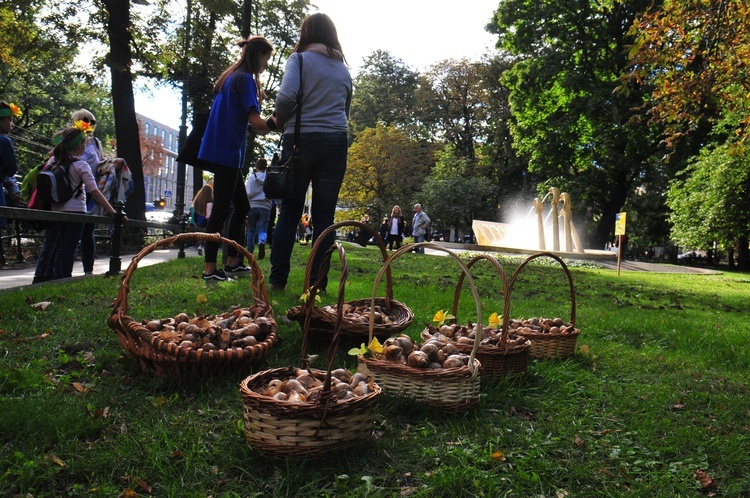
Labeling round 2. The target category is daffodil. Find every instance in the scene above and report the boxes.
[367,336,383,354]
[432,309,455,326]
[488,312,501,328]
[347,336,383,356]
[299,288,321,304]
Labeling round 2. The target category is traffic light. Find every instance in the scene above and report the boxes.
[153,198,166,210]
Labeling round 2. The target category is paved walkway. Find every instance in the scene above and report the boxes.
[0,247,187,291]
[0,244,720,292]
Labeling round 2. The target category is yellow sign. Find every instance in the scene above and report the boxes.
[615,212,627,236]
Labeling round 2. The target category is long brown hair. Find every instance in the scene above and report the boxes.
[192,184,214,217]
[294,13,346,63]
[214,36,274,102]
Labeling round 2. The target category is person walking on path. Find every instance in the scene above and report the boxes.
[245,158,271,259]
[411,203,430,253]
[269,13,352,292]
[198,35,275,281]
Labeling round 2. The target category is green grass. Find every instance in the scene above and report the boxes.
[1,242,749,497]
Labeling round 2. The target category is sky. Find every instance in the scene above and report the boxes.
[134,0,500,130]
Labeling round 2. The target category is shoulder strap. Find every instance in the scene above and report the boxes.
[292,53,304,147]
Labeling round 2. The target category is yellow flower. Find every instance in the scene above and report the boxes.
[367,336,383,354]
[347,337,383,356]
[9,103,22,118]
[73,119,94,134]
[299,288,321,304]
[432,309,455,326]
[488,312,501,328]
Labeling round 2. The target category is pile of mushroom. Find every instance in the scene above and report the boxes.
[423,321,530,348]
[374,334,472,369]
[258,368,376,403]
[141,309,274,351]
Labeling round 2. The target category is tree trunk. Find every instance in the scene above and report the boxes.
[738,236,750,271]
[104,0,145,222]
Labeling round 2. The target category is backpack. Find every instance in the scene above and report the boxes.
[36,161,83,204]
[20,163,44,203]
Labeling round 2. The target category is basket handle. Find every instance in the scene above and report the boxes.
[110,232,270,319]
[506,251,576,326]
[368,242,484,378]
[303,220,394,307]
[451,254,513,353]
[299,242,348,409]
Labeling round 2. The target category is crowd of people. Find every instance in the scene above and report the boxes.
[1,101,132,282]
[2,13,438,290]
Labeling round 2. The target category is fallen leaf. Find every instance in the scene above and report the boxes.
[694,468,717,493]
[32,301,53,310]
[670,403,686,410]
[491,450,506,461]
[44,452,66,467]
[196,293,207,304]
[134,477,152,494]
[72,382,89,393]
[118,487,138,498]
[573,436,586,447]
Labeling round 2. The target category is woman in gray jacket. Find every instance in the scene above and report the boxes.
[269,13,352,292]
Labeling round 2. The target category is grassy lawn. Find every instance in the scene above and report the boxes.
[1,241,748,497]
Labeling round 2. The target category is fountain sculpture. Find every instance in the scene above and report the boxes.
[472,187,587,254]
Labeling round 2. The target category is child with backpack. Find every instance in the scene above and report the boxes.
[33,124,126,281]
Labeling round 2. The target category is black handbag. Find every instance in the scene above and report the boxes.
[264,54,303,200]
[176,111,217,172]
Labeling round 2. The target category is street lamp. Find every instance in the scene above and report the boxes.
[175,0,192,258]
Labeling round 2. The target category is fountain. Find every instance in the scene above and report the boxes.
[470,187,613,259]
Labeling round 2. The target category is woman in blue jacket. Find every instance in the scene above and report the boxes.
[198,36,275,281]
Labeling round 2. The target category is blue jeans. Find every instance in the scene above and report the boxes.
[56,220,85,278]
[246,207,271,253]
[80,222,96,273]
[34,222,60,282]
[270,132,348,289]
[414,234,426,253]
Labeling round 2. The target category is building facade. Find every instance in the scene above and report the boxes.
[137,113,194,214]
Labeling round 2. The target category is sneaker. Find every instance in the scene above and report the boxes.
[202,269,228,281]
[84,272,93,277]
[268,283,286,291]
[257,243,266,260]
[224,263,253,274]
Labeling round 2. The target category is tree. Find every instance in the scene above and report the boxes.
[489,0,662,248]
[420,147,498,237]
[666,144,750,269]
[138,120,168,178]
[622,0,750,149]
[416,58,491,166]
[338,124,432,221]
[349,50,419,137]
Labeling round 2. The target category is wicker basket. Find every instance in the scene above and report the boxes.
[240,243,382,458]
[422,254,531,379]
[108,232,278,378]
[286,220,413,349]
[357,242,482,413]
[507,252,580,359]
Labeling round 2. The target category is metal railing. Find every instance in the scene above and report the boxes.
[0,203,205,275]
